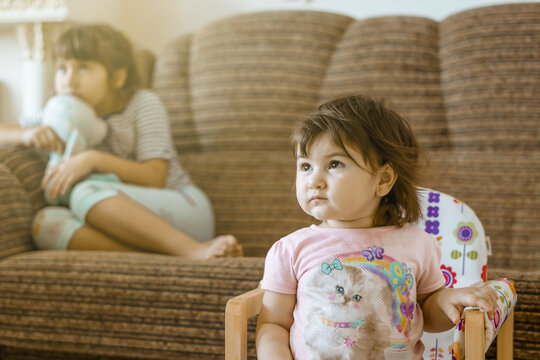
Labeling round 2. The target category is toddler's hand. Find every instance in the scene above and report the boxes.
[440,285,499,325]
[23,126,64,154]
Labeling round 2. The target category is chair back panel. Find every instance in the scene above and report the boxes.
[417,188,488,360]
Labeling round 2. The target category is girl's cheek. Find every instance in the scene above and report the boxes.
[328,295,336,301]
[353,303,360,309]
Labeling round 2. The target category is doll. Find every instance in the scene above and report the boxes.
[42,95,119,204]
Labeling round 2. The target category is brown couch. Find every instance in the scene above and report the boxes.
[0,3,538,359]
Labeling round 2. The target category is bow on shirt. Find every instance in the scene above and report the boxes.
[322,258,343,274]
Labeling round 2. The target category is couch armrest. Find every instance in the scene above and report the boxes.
[0,146,46,259]
[0,146,46,213]
[0,160,35,259]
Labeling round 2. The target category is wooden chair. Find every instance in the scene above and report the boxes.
[225,287,514,360]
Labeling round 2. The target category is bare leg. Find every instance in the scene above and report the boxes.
[85,195,242,258]
[68,226,140,252]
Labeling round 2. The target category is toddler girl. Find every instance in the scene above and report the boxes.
[256,95,497,359]
[0,24,241,259]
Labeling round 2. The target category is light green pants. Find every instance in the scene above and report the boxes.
[32,180,215,250]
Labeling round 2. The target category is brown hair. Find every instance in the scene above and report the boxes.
[52,24,140,102]
[292,95,425,227]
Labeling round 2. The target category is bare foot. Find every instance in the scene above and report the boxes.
[193,235,243,259]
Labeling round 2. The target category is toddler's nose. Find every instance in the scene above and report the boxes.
[308,171,325,189]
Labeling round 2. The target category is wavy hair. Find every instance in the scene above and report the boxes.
[292,95,426,227]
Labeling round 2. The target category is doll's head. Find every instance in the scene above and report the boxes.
[292,95,425,227]
[42,95,107,153]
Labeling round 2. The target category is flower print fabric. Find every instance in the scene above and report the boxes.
[261,224,445,360]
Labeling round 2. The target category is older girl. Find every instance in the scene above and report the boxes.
[0,24,241,259]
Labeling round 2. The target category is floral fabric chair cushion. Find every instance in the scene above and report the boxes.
[417,189,517,360]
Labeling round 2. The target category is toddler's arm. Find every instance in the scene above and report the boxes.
[256,290,296,360]
[419,285,499,332]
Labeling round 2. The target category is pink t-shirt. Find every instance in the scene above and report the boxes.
[261,223,445,360]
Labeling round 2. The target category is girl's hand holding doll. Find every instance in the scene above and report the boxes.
[22,126,64,154]
[41,150,96,200]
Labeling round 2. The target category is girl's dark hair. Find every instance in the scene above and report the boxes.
[292,95,425,227]
[52,24,141,102]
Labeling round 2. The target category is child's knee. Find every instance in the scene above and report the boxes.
[69,179,119,220]
[32,206,83,250]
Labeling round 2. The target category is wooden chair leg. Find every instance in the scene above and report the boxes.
[225,288,265,360]
[497,310,514,360]
[465,309,485,360]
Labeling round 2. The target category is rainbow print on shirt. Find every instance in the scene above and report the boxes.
[338,247,415,344]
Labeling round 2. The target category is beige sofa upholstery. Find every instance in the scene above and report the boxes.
[0,3,538,359]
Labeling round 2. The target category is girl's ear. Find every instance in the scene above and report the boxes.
[375,163,397,197]
[112,68,127,89]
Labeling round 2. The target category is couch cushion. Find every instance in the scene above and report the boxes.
[0,251,264,359]
[155,11,354,153]
[426,149,539,271]
[153,11,358,257]
[440,3,540,150]
[153,34,199,153]
[320,16,449,150]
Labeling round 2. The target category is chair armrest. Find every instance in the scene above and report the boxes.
[497,310,514,360]
[225,287,264,360]
[465,309,486,359]
[463,278,517,360]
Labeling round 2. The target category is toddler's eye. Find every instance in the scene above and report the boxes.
[335,286,344,294]
[353,294,362,302]
[300,163,312,171]
[329,160,343,169]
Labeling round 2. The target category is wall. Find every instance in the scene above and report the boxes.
[0,0,536,122]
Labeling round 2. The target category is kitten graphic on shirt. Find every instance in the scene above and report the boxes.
[303,260,393,360]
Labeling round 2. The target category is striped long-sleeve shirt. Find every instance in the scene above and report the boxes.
[19,90,192,191]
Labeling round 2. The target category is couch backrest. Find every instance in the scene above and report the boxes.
[440,4,539,150]
[428,3,539,270]
[153,4,539,269]
[320,16,449,150]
